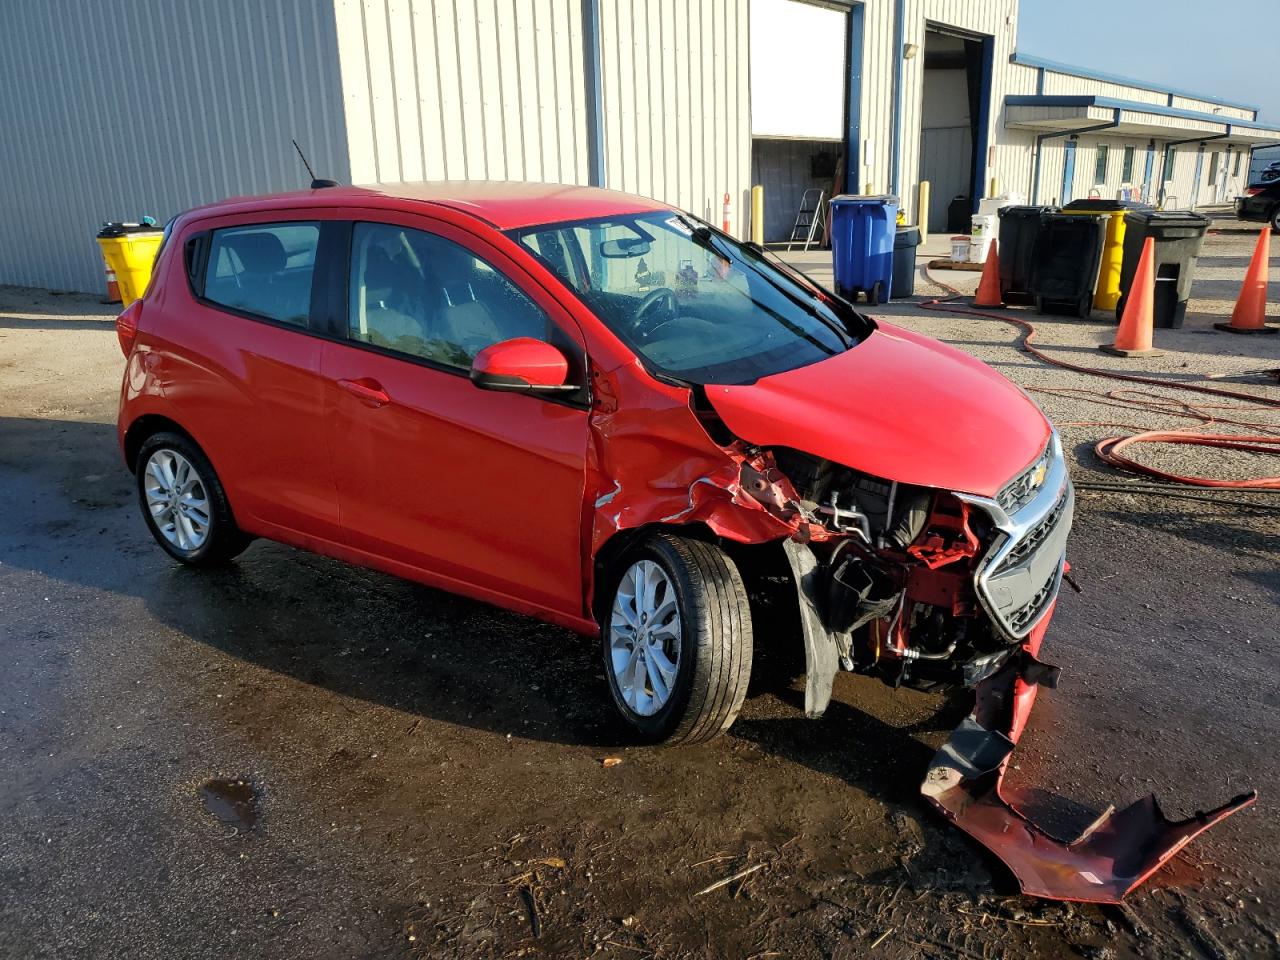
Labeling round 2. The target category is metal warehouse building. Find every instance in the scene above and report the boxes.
[2,0,1278,291]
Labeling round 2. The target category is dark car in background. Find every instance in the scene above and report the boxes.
[1237,180,1280,231]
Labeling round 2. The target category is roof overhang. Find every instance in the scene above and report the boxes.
[1005,96,1280,146]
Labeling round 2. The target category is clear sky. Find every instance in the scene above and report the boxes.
[1017,0,1277,124]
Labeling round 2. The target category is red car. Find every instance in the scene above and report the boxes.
[116,182,1250,900]
[118,179,1065,733]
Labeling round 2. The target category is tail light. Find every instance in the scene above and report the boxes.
[116,300,143,357]
[1245,186,1264,196]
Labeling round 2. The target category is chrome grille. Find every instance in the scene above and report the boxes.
[997,489,1069,572]
[1007,565,1061,634]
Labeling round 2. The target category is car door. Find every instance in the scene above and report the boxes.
[320,216,590,618]
[159,214,341,543]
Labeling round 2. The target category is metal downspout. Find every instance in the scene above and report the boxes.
[581,0,606,187]
[889,0,906,195]
[1030,109,1121,205]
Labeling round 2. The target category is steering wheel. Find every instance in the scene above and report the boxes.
[632,287,678,335]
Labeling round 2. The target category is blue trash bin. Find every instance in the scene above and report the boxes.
[830,195,899,305]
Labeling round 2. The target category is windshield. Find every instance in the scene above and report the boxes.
[511,212,870,384]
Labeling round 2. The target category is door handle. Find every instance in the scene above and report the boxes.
[337,377,391,407]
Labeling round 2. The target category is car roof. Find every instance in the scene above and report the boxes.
[185,181,672,231]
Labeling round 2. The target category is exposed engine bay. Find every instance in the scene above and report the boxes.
[735,439,1073,718]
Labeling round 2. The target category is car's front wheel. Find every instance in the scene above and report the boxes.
[1270,205,1280,232]
[602,533,752,744]
[135,431,250,565]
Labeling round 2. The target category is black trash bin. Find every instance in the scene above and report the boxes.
[1115,210,1210,328]
[997,205,1054,305]
[1029,213,1106,318]
[891,226,920,298]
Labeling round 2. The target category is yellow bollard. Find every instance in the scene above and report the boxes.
[917,180,931,242]
[989,177,999,198]
[750,185,764,246]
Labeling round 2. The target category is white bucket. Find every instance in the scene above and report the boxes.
[950,235,971,263]
[969,235,993,265]
[970,214,998,238]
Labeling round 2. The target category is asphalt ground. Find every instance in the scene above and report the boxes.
[0,214,1277,959]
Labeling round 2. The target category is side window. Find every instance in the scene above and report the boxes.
[203,222,320,326]
[348,222,549,369]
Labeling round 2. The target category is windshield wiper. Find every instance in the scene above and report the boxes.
[680,217,853,349]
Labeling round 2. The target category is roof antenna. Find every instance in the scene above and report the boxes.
[292,138,338,189]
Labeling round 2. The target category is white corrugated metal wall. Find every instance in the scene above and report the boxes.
[330,0,590,186]
[0,0,349,293]
[599,0,751,230]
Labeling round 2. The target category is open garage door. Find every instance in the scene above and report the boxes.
[750,0,850,243]
[918,26,991,233]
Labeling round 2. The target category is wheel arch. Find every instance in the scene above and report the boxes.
[122,414,203,474]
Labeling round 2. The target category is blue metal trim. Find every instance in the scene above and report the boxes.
[581,0,606,187]
[889,0,906,195]
[1009,52,1260,115]
[1005,95,1280,134]
[845,3,864,194]
[971,34,995,212]
[1144,140,1156,197]
[1035,67,1044,96]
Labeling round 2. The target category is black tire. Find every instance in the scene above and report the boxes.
[135,431,250,565]
[601,533,752,745]
[1270,206,1280,233]
[868,280,885,306]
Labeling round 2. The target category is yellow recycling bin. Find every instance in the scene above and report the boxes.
[1059,199,1151,312]
[96,223,164,307]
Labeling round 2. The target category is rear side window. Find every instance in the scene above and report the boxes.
[203,222,320,326]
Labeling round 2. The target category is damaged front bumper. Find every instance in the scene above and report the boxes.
[922,617,1257,903]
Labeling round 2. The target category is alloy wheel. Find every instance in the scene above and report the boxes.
[143,449,211,552]
[609,559,682,716]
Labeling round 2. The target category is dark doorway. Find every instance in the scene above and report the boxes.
[917,25,992,232]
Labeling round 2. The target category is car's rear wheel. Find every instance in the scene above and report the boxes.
[136,432,250,565]
[602,533,752,744]
[1270,206,1280,232]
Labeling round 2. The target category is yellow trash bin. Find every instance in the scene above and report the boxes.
[96,222,165,307]
[1059,199,1151,312]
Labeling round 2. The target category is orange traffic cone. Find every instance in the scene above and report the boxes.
[973,239,1004,308]
[1214,228,1278,334]
[1100,236,1163,357]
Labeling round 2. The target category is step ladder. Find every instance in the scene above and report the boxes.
[786,189,826,251]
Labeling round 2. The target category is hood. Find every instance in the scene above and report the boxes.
[705,322,1051,498]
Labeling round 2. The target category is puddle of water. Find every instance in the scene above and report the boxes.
[199,778,259,830]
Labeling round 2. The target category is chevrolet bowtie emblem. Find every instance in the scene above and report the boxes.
[1030,459,1048,491]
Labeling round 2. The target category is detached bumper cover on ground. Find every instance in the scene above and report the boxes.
[922,611,1257,902]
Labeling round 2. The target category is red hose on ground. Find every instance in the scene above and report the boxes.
[917,271,1280,490]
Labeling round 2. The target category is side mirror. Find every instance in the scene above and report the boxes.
[470,337,576,394]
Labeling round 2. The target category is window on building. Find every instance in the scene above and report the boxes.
[347,222,549,369]
[1121,145,1135,182]
[1233,151,1242,176]
[1162,147,1177,182]
[1094,144,1109,184]
[204,222,320,326]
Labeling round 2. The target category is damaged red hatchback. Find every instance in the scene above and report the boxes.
[118,182,1251,901]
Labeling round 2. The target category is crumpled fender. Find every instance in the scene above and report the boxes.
[584,363,809,601]
[922,607,1257,902]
